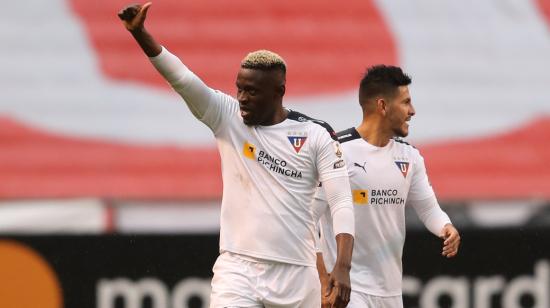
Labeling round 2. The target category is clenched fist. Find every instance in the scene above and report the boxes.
[118,2,152,32]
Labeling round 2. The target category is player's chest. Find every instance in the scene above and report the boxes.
[346,150,414,205]
[233,126,315,180]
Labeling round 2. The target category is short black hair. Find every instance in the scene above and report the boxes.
[359,65,411,104]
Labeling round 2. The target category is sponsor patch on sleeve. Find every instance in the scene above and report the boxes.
[333,159,345,169]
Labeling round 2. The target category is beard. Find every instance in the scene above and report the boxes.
[392,123,409,138]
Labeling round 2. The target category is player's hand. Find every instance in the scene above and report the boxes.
[118,2,152,32]
[325,266,351,308]
[440,223,460,258]
[319,272,331,308]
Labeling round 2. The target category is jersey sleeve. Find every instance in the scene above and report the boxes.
[314,128,348,183]
[149,47,237,133]
[408,195,451,236]
[312,184,328,218]
[407,149,436,201]
[312,128,354,237]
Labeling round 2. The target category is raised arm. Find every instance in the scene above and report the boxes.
[118,2,161,57]
[118,3,230,128]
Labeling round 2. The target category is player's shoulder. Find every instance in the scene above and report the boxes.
[336,127,361,144]
[287,110,338,141]
[392,137,415,148]
[392,137,422,158]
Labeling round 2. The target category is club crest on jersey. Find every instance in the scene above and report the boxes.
[288,136,307,153]
[395,161,410,178]
[243,141,256,160]
[333,141,343,158]
[287,132,307,153]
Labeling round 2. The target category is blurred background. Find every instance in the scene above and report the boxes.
[1,0,549,307]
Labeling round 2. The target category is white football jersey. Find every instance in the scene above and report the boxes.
[151,48,348,266]
[317,127,440,296]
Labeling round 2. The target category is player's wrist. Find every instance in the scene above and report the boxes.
[318,272,330,284]
[317,266,329,278]
[333,261,352,271]
[129,26,144,34]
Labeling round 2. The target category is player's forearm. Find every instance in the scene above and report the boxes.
[316,252,329,278]
[322,176,355,236]
[333,233,353,270]
[130,27,162,57]
[409,196,451,236]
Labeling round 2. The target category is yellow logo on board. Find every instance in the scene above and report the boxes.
[353,189,369,205]
[243,141,256,160]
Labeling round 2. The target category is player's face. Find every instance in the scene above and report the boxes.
[236,68,284,126]
[387,86,415,137]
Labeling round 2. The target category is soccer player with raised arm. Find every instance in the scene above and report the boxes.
[315,65,461,308]
[118,3,355,307]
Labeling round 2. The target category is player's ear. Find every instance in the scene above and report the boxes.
[376,98,387,116]
[277,84,286,97]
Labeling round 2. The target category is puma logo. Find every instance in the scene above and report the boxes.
[354,162,366,173]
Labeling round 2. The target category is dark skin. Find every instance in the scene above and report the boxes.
[119,3,354,306]
[317,234,353,308]
[236,68,287,126]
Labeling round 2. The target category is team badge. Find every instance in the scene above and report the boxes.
[287,136,307,153]
[243,141,256,160]
[287,132,307,153]
[395,161,410,178]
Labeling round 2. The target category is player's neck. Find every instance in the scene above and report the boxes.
[356,119,392,147]
[262,107,289,126]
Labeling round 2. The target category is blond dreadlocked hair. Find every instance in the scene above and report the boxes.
[241,50,286,73]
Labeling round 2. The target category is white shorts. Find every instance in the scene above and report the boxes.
[347,290,403,308]
[210,252,321,308]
